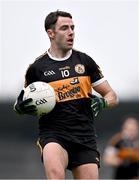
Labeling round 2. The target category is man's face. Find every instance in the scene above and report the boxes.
[51,16,75,51]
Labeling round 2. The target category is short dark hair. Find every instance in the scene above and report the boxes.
[44,10,72,32]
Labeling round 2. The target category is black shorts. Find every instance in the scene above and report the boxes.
[37,135,100,170]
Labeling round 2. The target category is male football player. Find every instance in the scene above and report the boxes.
[14,10,118,179]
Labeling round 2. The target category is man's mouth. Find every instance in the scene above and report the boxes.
[67,38,73,44]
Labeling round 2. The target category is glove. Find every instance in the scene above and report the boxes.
[88,93,108,117]
[14,90,37,115]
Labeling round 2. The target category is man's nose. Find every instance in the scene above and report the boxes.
[68,27,74,34]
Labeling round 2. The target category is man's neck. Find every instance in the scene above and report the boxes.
[48,46,71,59]
[47,48,72,61]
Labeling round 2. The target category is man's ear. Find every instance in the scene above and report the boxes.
[47,29,55,39]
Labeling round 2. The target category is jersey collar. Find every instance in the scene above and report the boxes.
[47,49,72,61]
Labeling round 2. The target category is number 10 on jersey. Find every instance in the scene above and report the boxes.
[61,70,70,78]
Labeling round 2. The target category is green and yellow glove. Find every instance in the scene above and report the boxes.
[88,93,108,117]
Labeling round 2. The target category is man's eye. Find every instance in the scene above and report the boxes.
[60,25,74,31]
[71,25,75,30]
[61,26,68,30]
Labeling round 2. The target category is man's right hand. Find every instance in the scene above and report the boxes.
[14,90,37,115]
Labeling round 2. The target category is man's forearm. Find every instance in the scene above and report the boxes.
[104,91,119,107]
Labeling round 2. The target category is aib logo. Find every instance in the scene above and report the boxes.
[35,98,47,105]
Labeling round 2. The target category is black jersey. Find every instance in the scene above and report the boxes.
[25,49,104,145]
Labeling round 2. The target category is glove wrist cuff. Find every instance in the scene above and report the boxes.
[104,99,108,108]
[101,98,108,109]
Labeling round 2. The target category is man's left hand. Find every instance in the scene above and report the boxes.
[88,93,108,117]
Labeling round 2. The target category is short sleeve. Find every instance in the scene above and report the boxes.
[24,64,38,87]
[85,54,105,86]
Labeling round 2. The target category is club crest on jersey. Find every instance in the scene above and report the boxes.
[75,64,85,74]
